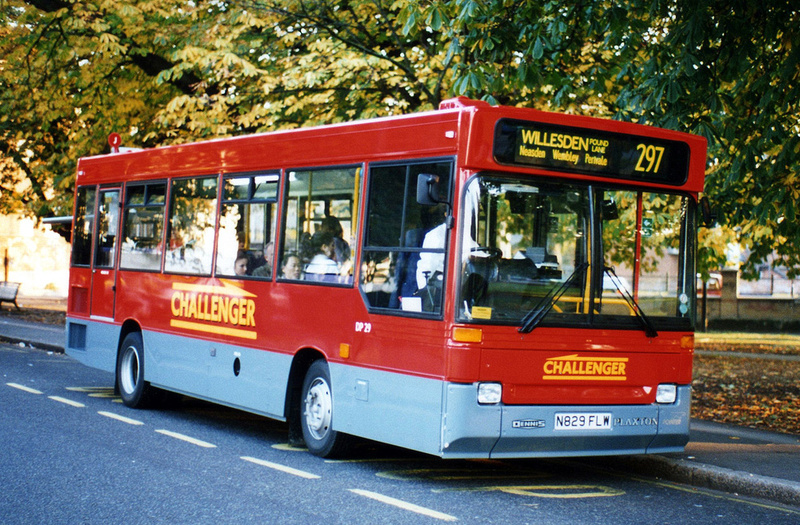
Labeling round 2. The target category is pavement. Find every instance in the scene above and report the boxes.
[2,300,799,509]
[0,313,66,353]
[608,420,800,508]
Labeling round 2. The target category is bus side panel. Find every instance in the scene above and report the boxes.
[144,329,290,420]
[330,363,447,457]
[145,329,210,399]
[65,318,121,374]
[205,340,290,420]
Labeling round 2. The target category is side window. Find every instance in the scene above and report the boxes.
[216,172,279,279]
[360,160,453,314]
[120,183,166,271]
[279,166,360,284]
[165,176,218,275]
[71,186,97,267]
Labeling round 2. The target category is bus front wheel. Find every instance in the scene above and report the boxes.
[117,332,156,408]
[301,360,351,457]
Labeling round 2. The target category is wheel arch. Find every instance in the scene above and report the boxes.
[285,347,327,446]
[118,319,143,351]
[114,319,143,393]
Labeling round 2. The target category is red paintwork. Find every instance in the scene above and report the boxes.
[68,98,706,406]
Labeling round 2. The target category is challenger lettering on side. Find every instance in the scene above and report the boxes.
[169,281,258,340]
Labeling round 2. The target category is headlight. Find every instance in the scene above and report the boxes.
[477,382,502,405]
[656,384,677,404]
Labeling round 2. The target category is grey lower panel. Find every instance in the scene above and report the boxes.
[440,384,690,459]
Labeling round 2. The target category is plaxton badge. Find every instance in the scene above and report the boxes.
[614,417,657,427]
[543,354,628,381]
[169,281,257,340]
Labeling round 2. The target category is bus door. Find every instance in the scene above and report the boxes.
[90,188,121,319]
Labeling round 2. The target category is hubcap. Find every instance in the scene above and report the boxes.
[120,346,140,395]
[304,378,332,441]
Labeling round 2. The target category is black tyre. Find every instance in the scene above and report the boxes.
[116,332,156,408]
[300,360,351,457]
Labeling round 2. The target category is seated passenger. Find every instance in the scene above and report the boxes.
[234,255,249,276]
[319,216,351,265]
[416,221,447,290]
[281,252,302,280]
[304,232,339,280]
[388,227,426,309]
[415,220,449,311]
[252,241,274,278]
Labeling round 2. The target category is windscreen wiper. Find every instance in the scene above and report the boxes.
[518,262,589,334]
[603,266,658,338]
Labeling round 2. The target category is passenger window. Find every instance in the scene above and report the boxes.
[360,160,453,314]
[279,166,360,284]
[216,173,279,278]
[165,176,218,275]
[120,183,166,271]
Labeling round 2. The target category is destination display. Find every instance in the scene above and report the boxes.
[494,119,691,185]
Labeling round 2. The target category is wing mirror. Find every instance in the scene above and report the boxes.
[416,173,453,228]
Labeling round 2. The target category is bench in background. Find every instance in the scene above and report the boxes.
[0,282,21,310]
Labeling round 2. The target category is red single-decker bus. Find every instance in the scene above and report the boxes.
[67,97,707,458]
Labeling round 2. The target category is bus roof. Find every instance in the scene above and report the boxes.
[77,97,707,194]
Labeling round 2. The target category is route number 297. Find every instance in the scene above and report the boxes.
[635,144,665,173]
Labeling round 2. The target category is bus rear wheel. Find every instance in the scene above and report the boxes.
[301,360,351,457]
[116,332,156,408]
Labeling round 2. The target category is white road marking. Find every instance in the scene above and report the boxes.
[241,456,321,479]
[48,396,85,408]
[155,429,216,448]
[271,443,307,452]
[6,383,43,395]
[349,489,458,522]
[98,411,145,426]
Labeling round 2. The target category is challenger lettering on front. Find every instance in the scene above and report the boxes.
[543,354,628,381]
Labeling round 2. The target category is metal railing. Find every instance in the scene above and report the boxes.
[738,274,799,298]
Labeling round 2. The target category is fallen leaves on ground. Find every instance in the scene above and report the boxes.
[692,351,800,435]
[0,307,65,326]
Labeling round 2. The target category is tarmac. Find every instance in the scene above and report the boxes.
[1,298,799,508]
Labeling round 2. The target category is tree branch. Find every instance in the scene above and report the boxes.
[25,0,209,96]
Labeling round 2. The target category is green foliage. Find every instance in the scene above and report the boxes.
[610,0,800,278]
[0,0,186,217]
[0,0,798,277]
